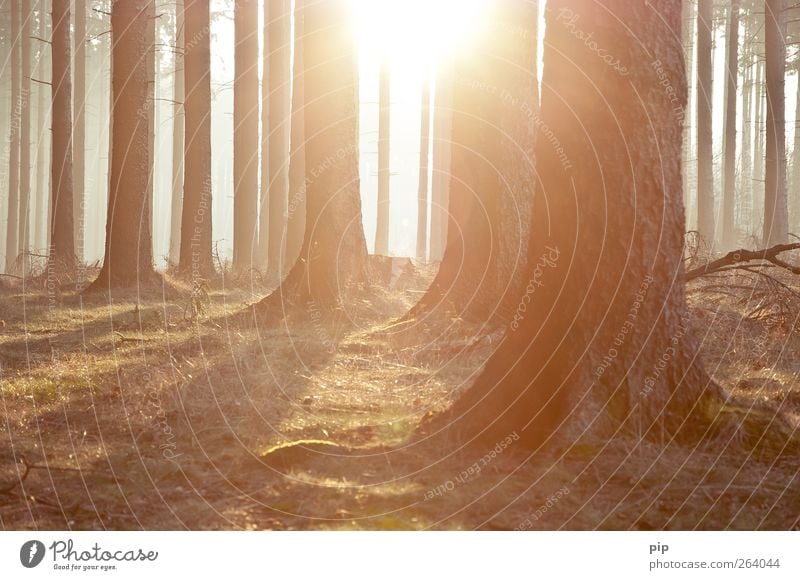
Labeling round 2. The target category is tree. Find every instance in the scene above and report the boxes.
[429,67,453,263]
[254,0,366,318]
[49,0,75,270]
[416,78,431,261]
[721,0,739,250]
[375,58,391,256]
[169,0,184,266]
[87,0,156,289]
[401,0,536,325]
[18,0,31,274]
[285,0,306,270]
[232,0,259,271]
[696,0,715,246]
[179,0,214,278]
[266,0,292,278]
[5,0,20,272]
[764,0,788,246]
[419,0,719,449]
[73,0,86,264]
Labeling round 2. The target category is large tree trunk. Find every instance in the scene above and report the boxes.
[764,0,788,246]
[421,0,719,449]
[721,0,739,250]
[87,0,156,290]
[254,0,366,318]
[266,0,291,279]
[169,0,184,266]
[429,67,452,263]
[5,0,20,272]
[374,58,391,256]
[50,0,75,270]
[401,0,536,325]
[232,0,259,271]
[415,79,430,261]
[696,0,715,247]
[72,0,85,266]
[285,0,306,270]
[179,0,214,277]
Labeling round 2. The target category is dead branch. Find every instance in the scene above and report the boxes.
[685,243,800,281]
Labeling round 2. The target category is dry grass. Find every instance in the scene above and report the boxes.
[0,265,799,530]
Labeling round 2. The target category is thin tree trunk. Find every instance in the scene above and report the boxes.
[415,78,430,261]
[696,0,715,246]
[169,0,184,266]
[682,0,696,229]
[285,0,306,270]
[722,0,739,250]
[764,0,788,246]
[266,0,291,278]
[87,0,156,290]
[18,0,31,274]
[72,0,85,266]
[179,0,214,277]
[232,0,259,270]
[753,58,765,237]
[375,58,391,256]
[791,61,800,233]
[50,0,75,270]
[739,17,753,235]
[254,0,367,318]
[34,0,48,255]
[429,67,452,263]
[5,0,20,272]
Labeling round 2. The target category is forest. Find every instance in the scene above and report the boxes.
[0,0,799,531]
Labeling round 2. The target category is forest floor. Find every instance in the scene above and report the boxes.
[1,264,799,530]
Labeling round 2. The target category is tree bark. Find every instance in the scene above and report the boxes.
[179,0,214,277]
[169,0,184,266]
[232,0,259,271]
[87,0,156,290]
[50,0,75,270]
[696,0,715,246]
[285,0,306,270]
[375,58,391,256]
[764,0,788,246]
[266,0,291,278]
[254,0,366,318]
[5,0,21,272]
[415,78,430,261]
[721,0,739,250]
[420,0,719,449]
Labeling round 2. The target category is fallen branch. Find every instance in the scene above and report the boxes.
[685,243,800,281]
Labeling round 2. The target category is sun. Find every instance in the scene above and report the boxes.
[350,0,488,74]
